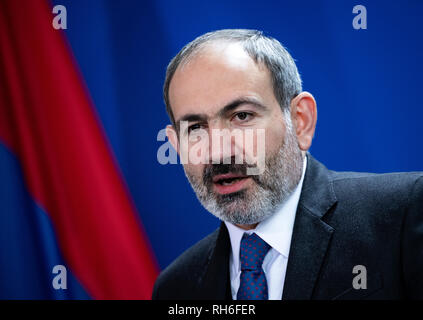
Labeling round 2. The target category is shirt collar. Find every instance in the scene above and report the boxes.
[225,155,307,271]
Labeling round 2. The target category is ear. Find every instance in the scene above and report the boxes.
[290,92,317,151]
[166,125,179,154]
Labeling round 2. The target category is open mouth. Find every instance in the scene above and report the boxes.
[212,173,251,194]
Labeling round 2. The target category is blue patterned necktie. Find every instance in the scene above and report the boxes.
[237,233,271,300]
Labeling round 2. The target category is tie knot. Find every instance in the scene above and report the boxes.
[239,233,271,271]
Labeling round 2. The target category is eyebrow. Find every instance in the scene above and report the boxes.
[175,97,268,129]
[217,97,268,117]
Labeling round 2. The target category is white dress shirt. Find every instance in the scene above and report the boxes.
[224,156,307,300]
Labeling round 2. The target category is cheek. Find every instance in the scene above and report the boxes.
[265,125,286,154]
[184,163,205,180]
[240,120,286,163]
[188,136,210,164]
[255,109,287,155]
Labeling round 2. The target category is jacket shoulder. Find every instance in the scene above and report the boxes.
[330,170,423,202]
[331,169,423,183]
[327,170,423,229]
[152,227,220,299]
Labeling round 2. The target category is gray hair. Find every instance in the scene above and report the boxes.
[163,29,302,125]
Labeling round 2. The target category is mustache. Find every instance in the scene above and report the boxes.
[202,159,261,186]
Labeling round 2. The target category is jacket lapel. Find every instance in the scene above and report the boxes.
[282,153,337,300]
[197,222,232,299]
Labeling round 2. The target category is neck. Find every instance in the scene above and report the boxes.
[235,223,258,230]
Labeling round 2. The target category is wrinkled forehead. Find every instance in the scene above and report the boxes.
[168,42,275,123]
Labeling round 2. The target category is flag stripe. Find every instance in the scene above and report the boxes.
[0,0,158,299]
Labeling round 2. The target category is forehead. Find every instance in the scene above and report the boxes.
[169,42,276,121]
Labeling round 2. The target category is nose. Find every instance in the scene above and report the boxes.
[208,124,244,165]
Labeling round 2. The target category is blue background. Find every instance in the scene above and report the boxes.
[53,0,423,270]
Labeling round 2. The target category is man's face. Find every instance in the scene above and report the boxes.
[168,42,304,227]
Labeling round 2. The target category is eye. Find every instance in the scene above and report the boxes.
[233,112,253,122]
[188,123,202,133]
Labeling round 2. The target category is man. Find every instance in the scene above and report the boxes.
[152,29,423,300]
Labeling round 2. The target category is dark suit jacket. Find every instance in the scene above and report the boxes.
[152,153,423,300]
